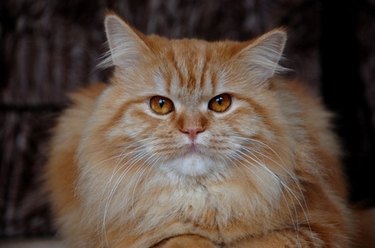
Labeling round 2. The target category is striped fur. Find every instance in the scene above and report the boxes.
[45,14,355,247]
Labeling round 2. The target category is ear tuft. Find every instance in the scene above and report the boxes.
[236,29,287,86]
[99,14,149,68]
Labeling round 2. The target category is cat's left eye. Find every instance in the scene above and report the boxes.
[150,96,175,115]
[208,93,232,113]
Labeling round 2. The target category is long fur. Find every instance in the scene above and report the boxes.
[45,14,356,247]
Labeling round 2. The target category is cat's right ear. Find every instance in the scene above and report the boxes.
[101,14,150,68]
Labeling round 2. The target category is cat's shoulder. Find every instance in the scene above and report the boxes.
[270,77,323,109]
[52,83,108,141]
[63,82,108,120]
[68,82,108,107]
[270,77,315,97]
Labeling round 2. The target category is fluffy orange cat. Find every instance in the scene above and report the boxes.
[45,13,356,247]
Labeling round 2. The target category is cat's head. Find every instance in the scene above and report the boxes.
[81,14,289,180]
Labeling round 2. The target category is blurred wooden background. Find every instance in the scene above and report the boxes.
[1,0,375,238]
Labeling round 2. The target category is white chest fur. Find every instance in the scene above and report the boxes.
[127,167,282,236]
[79,158,283,245]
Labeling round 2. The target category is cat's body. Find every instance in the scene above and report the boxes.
[45,14,355,247]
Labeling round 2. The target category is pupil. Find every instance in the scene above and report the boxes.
[216,96,223,105]
[159,98,165,108]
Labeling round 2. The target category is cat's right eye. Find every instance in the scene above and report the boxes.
[149,96,175,115]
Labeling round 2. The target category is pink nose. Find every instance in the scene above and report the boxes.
[180,127,205,141]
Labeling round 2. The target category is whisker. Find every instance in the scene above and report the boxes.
[100,147,144,245]
[99,137,160,245]
[229,134,314,246]
[225,152,301,244]
[241,137,313,237]
[129,153,160,215]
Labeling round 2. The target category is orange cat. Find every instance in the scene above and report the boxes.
[45,13,356,247]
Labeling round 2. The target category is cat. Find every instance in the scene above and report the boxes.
[45,12,356,247]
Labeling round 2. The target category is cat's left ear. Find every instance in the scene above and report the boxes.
[101,13,150,68]
[235,29,287,86]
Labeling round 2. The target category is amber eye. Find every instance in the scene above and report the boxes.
[150,96,174,115]
[208,93,232,113]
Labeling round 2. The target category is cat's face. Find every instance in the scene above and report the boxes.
[82,15,287,179]
[112,43,261,177]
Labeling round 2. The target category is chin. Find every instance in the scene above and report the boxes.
[163,153,224,177]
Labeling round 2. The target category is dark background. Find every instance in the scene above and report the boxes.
[1,0,374,239]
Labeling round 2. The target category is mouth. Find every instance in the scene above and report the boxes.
[161,144,216,177]
[181,143,204,156]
